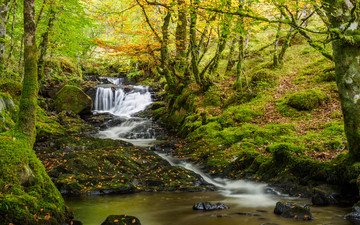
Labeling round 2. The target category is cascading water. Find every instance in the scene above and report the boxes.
[157,152,279,207]
[93,77,156,146]
[93,78,280,205]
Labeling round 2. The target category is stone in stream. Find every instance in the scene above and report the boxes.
[273,202,313,220]
[311,186,340,206]
[345,202,360,225]
[193,202,229,211]
[101,215,141,225]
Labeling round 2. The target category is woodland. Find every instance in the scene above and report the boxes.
[1,0,360,224]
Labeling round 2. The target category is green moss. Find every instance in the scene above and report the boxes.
[267,143,303,165]
[286,89,328,111]
[54,85,92,114]
[0,81,22,98]
[36,107,65,138]
[45,57,82,82]
[203,86,221,107]
[223,105,263,123]
[0,132,66,224]
[250,69,278,89]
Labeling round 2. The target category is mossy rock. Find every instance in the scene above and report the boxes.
[54,85,92,114]
[286,89,327,111]
[0,81,22,98]
[250,69,277,87]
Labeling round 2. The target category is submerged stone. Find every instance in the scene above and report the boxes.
[274,202,313,220]
[101,215,141,225]
[193,202,229,211]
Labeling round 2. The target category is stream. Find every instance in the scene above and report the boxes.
[65,78,351,225]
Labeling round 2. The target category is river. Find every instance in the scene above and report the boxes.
[65,77,351,225]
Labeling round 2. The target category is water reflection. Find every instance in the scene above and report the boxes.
[66,192,351,225]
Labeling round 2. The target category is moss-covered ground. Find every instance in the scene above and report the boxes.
[0,131,67,225]
[153,37,360,198]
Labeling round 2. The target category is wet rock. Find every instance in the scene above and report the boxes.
[193,202,229,211]
[274,202,313,220]
[345,202,360,225]
[311,188,338,206]
[101,215,141,225]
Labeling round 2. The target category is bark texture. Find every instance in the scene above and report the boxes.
[16,0,38,144]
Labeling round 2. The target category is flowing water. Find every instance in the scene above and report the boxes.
[66,77,351,225]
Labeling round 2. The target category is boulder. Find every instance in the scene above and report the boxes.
[311,188,338,206]
[274,202,313,220]
[54,85,92,114]
[101,215,141,225]
[193,202,229,211]
[346,202,360,225]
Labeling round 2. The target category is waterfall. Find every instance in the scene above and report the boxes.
[93,77,155,146]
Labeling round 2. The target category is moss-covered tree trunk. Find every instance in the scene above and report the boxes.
[0,1,66,224]
[324,0,360,160]
[0,0,10,76]
[16,0,38,144]
[38,3,56,83]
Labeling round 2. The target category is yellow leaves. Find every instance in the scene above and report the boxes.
[114,219,119,222]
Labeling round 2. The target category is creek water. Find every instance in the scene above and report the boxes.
[65,78,351,225]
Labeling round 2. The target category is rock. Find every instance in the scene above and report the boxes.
[345,202,360,225]
[19,164,36,187]
[101,215,141,225]
[311,188,338,206]
[54,85,93,114]
[274,202,313,220]
[193,202,229,211]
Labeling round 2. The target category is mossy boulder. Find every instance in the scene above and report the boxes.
[54,85,92,114]
[0,81,22,98]
[0,93,16,132]
[286,89,327,111]
[250,69,277,88]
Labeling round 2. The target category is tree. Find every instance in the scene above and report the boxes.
[323,0,360,160]
[0,0,11,76]
[16,0,38,143]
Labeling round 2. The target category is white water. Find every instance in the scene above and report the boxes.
[93,77,155,146]
[157,152,278,207]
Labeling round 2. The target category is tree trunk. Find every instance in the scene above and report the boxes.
[190,0,201,85]
[273,20,282,68]
[324,0,360,160]
[6,0,16,65]
[0,0,10,76]
[175,0,187,60]
[333,42,360,160]
[16,0,38,144]
[174,0,189,83]
[38,4,56,83]
[209,0,232,75]
[160,12,176,91]
[226,37,237,72]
